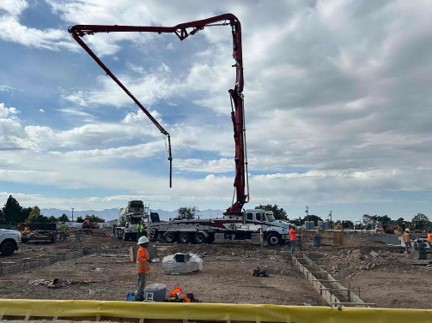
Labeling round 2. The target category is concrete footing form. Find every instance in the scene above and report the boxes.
[0,248,114,277]
[292,253,374,308]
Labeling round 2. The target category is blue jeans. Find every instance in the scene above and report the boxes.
[290,240,298,256]
[135,273,147,301]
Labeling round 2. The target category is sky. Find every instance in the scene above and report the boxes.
[1,0,432,222]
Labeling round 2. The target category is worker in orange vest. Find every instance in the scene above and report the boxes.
[289,226,299,257]
[426,230,432,249]
[403,228,411,254]
[135,235,150,301]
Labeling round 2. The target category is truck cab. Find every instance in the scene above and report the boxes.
[0,229,21,256]
[245,209,290,246]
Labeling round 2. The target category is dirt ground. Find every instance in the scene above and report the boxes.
[0,229,431,309]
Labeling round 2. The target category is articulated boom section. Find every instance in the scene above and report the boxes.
[69,13,249,213]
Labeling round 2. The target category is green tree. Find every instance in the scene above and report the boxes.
[2,195,22,225]
[28,214,51,223]
[255,204,288,220]
[412,213,430,230]
[85,214,105,223]
[177,206,198,220]
[76,216,84,223]
[19,207,32,224]
[412,213,429,222]
[58,214,70,222]
[362,214,375,228]
[48,216,58,222]
[376,215,392,224]
[27,206,41,222]
[302,214,323,225]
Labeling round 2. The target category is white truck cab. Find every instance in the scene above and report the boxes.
[0,228,21,256]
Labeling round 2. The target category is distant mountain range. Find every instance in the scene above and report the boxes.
[41,208,225,221]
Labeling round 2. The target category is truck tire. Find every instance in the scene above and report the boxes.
[164,232,176,243]
[266,233,281,246]
[193,232,206,244]
[1,241,16,256]
[178,232,191,243]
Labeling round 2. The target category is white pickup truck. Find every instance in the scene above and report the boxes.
[0,228,21,256]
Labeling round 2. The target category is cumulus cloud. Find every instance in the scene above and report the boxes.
[0,15,74,51]
[2,1,432,218]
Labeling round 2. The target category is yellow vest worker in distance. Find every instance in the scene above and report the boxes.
[135,236,150,301]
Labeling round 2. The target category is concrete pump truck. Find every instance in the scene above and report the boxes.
[69,14,291,246]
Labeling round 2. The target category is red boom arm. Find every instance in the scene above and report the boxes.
[69,13,249,215]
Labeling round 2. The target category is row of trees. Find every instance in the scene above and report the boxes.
[175,204,431,230]
[3,195,429,229]
[0,195,105,226]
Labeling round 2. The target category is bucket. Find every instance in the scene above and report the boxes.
[313,235,321,247]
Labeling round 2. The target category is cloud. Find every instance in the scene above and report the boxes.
[0,85,15,92]
[2,1,432,219]
[0,15,73,50]
[0,0,28,17]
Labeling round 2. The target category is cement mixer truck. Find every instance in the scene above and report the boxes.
[113,200,146,241]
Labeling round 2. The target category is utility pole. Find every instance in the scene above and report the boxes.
[71,208,74,222]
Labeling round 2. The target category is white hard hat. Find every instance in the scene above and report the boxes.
[137,236,149,245]
[405,228,410,232]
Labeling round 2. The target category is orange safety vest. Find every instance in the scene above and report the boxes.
[289,228,298,241]
[168,287,190,302]
[427,233,432,242]
[136,246,150,274]
[403,232,410,243]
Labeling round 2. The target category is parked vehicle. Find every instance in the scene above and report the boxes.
[21,222,58,243]
[113,200,146,241]
[145,209,291,246]
[0,228,21,256]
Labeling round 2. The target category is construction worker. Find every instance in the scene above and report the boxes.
[136,222,144,239]
[403,228,411,254]
[59,222,68,242]
[135,235,150,301]
[289,226,299,257]
[426,230,432,249]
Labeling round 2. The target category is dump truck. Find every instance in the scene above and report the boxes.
[144,209,291,246]
[113,200,146,241]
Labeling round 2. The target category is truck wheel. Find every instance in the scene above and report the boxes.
[178,232,190,243]
[1,241,16,256]
[164,232,176,243]
[266,233,281,246]
[193,232,206,244]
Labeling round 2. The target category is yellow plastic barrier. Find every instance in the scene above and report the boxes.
[0,299,431,322]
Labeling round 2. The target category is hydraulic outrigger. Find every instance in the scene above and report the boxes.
[69,14,249,216]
